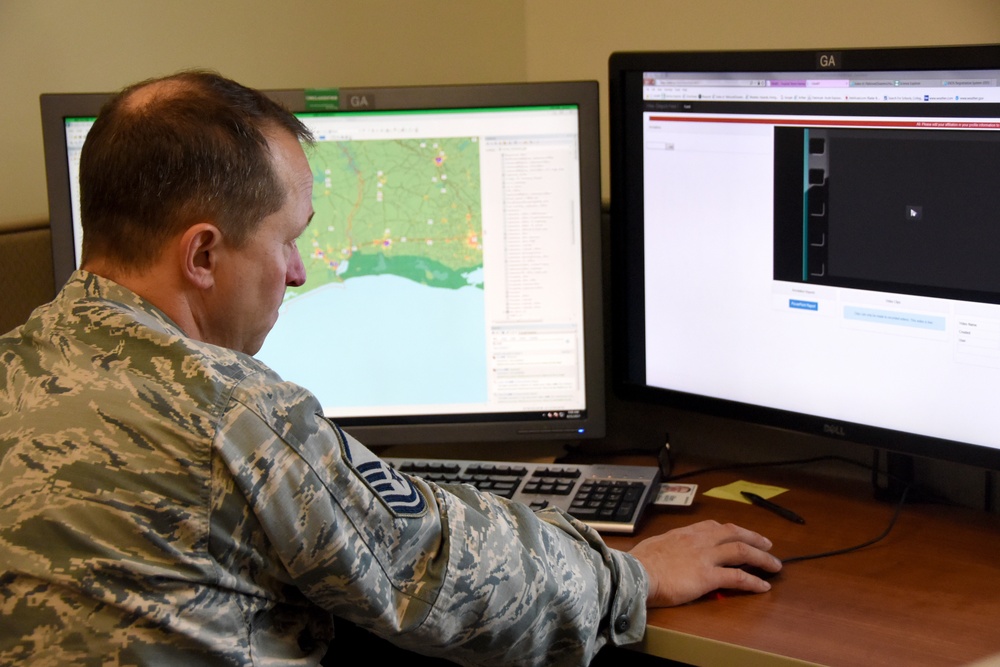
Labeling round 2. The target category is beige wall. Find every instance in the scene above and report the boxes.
[0,0,528,229]
[4,0,1000,228]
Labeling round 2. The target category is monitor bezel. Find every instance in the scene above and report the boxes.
[608,44,1000,471]
[40,80,606,446]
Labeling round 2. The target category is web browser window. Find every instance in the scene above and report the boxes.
[638,68,1000,447]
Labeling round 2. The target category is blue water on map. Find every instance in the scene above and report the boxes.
[256,274,487,413]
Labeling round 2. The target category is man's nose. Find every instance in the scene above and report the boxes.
[287,247,306,287]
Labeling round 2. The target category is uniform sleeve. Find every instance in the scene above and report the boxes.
[215,377,647,667]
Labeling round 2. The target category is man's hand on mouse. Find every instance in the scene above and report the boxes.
[629,520,782,607]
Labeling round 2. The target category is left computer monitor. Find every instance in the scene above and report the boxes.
[40,80,606,447]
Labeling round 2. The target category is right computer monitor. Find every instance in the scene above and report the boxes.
[609,45,1000,470]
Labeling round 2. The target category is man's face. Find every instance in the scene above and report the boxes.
[209,129,313,355]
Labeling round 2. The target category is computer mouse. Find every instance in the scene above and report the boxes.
[737,564,782,581]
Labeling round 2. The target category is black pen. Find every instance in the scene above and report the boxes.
[741,491,806,524]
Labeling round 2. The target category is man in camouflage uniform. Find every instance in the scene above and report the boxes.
[0,71,780,666]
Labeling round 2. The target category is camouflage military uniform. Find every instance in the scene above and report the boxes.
[0,271,647,666]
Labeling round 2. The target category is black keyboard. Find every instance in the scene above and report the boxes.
[384,457,661,534]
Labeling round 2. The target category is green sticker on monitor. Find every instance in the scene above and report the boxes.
[305,88,340,111]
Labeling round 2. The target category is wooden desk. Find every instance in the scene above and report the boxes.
[602,463,1000,666]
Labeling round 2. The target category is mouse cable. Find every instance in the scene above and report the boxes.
[779,484,911,565]
[663,452,918,566]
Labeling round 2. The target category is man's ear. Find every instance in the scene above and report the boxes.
[179,223,225,289]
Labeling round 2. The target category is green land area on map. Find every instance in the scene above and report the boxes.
[288,136,484,300]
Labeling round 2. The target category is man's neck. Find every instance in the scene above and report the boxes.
[81,258,204,344]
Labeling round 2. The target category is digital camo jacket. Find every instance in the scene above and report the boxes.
[0,271,647,666]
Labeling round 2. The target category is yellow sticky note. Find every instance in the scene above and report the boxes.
[704,480,789,503]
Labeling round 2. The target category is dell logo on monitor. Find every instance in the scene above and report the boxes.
[817,52,842,69]
[824,423,847,437]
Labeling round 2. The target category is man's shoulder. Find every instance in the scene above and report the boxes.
[2,270,282,406]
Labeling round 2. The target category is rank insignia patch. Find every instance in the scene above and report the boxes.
[356,460,427,516]
[339,425,427,516]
